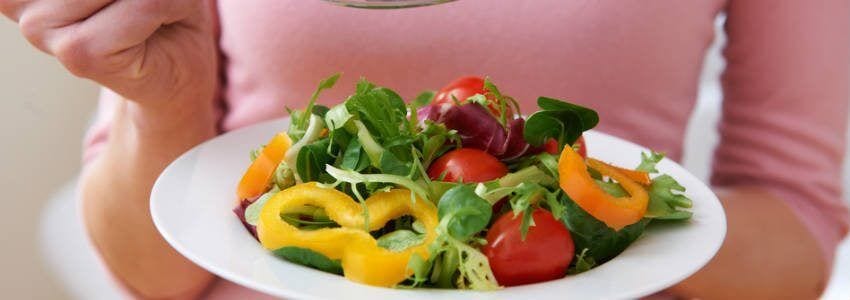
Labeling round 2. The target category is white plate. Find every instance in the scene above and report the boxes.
[151,118,726,300]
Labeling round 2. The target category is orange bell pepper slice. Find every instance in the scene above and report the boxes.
[558,146,648,230]
[237,133,292,200]
[586,158,651,186]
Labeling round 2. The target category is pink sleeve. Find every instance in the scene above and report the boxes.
[81,88,121,165]
[713,0,850,264]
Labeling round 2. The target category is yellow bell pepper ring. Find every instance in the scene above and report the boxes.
[257,183,438,287]
[558,146,649,230]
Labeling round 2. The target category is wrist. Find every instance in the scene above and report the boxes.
[105,92,219,170]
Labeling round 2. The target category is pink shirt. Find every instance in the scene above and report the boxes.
[84,0,850,297]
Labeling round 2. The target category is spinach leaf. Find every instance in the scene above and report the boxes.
[559,194,648,264]
[377,230,425,252]
[524,97,598,147]
[437,185,492,242]
[340,138,370,172]
[537,97,599,130]
[352,120,412,176]
[296,138,334,182]
[524,112,581,146]
[272,246,343,275]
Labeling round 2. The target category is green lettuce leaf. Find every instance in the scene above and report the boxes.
[645,174,693,220]
[636,151,664,173]
[377,230,425,252]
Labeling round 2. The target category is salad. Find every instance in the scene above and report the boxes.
[233,75,693,289]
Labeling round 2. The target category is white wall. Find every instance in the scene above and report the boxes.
[0,18,98,299]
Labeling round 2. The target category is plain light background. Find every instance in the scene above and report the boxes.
[1,13,848,300]
[0,18,98,299]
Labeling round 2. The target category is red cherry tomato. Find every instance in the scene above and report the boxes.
[482,209,575,286]
[544,135,587,158]
[433,76,509,116]
[427,148,508,183]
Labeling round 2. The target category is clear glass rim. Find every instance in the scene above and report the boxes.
[322,0,456,9]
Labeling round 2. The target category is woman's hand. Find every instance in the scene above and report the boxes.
[0,0,217,107]
[1,1,222,298]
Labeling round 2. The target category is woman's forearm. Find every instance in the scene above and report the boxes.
[80,98,218,299]
[668,187,828,299]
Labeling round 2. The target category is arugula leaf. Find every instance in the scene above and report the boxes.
[419,121,457,167]
[497,165,554,188]
[412,233,499,290]
[447,236,498,290]
[377,230,425,252]
[568,248,597,275]
[483,77,511,126]
[524,97,598,147]
[412,91,436,108]
[325,165,430,202]
[536,153,560,180]
[273,246,343,275]
[636,151,665,173]
[472,166,553,204]
[509,183,548,240]
[289,74,340,141]
[559,194,648,264]
[301,74,340,128]
[645,174,693,220]
[437,185,492,242]
[406,253,431,286]
[403,184,498,290]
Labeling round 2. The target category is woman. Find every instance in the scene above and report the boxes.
[1,0,847,298]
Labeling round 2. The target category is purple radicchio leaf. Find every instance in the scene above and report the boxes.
[420,103,542,160]
[234,197,259,240]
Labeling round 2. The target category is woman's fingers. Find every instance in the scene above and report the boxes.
[17,0,197,78]
[0,0,30,21]
[5,0,215,104]
[15,0,114,53]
